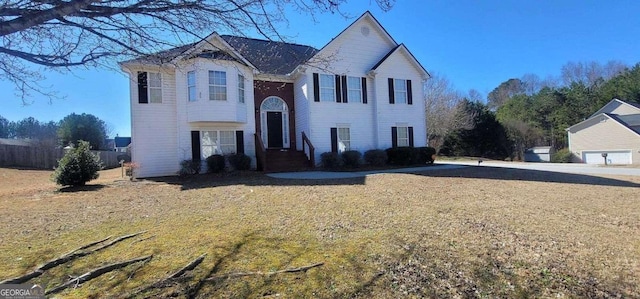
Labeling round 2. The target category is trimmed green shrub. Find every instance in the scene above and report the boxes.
[206,155,226,173]
[228,153,251,170]
[386,147,418,166]
[178,159,201,176]
[320,152,342,169]
[364,149,388,167]
[416,147,437,164]
[341,150,362,168]
[551,148,572,163]
[52,140,102,186]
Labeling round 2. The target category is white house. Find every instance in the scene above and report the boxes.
[567,99,640,164]
[120,11,430,177]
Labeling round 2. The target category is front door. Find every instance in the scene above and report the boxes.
[267,111,283,148]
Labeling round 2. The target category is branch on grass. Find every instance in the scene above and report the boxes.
[0,231,146,284]
[130,253,207,297]
[205,262,324,281]
[45,255,153,295]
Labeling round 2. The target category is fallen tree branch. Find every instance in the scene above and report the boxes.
[205,262,324,281]
[129,235,156,247]
[0,235,112,284]
[129,253,207,297]
[45,255,153,295]
[0,231,146,285]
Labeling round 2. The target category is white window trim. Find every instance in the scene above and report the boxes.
[187,71,196,102]
[238,74,245,104]
[319,74,335,102]
[394,79,407,104]
[209,70,227,101]
[397,126,409,147]
[347,76,362,103]
[201,130,236,159]
[148,72,162,103]
[337,125,350,152]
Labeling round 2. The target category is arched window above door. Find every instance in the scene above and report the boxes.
[261,96,287,111]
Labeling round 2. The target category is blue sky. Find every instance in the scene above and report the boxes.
[2,0,640,137]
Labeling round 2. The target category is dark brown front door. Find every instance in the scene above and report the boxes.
[267,111,283,148]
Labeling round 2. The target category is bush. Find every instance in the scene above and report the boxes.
[364,149,388,167]
[205,154,226,173]
[341,150,362,168]
[320,152,342,169]
[52,140,102,186]
[178,159,201,176]
[416,147,437,164]
[386,147,418,166]
[228,153,251,170]
[551,148,572,163]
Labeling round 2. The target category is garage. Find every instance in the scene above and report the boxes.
[582,150,632,165]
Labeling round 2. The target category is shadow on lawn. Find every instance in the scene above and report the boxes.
[57,184,106,192]
[412,166,640,188]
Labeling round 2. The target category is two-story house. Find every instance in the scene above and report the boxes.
[120,11,430,177]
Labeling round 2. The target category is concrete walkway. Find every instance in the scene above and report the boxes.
[266,160,640,180]
[266,164,468,179]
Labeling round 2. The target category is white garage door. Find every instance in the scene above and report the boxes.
[582,150,631,165]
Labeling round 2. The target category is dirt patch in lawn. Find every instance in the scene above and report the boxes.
[0,166,638,298]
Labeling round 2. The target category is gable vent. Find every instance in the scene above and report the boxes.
[361,26,370,36]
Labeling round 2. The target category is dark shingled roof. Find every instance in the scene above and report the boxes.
[115,137,132,148]
[121,35,318,75]
[221,35,318,75]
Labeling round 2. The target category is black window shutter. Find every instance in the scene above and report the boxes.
[407,80,413,105]
[408,127,414,147]
[341,75,348,103]
[361,77,368,104]
[391,127,398,148]
[335,75,342,103]
[137,72,148,104]
[191,131,201,160]
[388,78,395,104]
[313,73,320,102]
[236,130,244,154]
[330,128,338,153]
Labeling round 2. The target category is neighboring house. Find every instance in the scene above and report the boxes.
[114,136,132,153]
[524,146,554,162]
[120,11,430,177]
[567,99,640,164]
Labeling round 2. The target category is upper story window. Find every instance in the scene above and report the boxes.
[319,74,336,102]
[209,71,227,101]
[388,78,413,105]
[238,74,245,104]
[187,71,196,102]
[347,76,362,103]
[137,71,162,104]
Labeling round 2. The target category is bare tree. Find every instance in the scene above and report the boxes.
[561,60,627,87]
[424,74,475,152]
[1,0,393,103]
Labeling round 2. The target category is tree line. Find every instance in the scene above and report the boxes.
[0,113,110,150]
[426,61,640,161]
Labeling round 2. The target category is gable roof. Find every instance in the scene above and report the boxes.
[220,35,318,75]
[114,137,132,147]
[590,98,640,117]
[567,112,640,137]
[371,43,430,78]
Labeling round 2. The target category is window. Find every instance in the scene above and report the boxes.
[319,74,335,102]
[201,130,236,158]
[187,71,196,102]
[238,74,245,103]
[347,76,362,103]
[394,79,407,104]
[338,127,350,151]
[397,126,409,147]
[209,71,227,101]
[138,72,162,104]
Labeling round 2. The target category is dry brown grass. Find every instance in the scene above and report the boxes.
[0,166,639,298]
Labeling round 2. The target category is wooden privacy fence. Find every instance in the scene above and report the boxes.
[0,144,122,170]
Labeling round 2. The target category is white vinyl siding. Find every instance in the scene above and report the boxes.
[319,74,335,102]
[347,76,362,103]
[397,126,409,147]
[201,130,236,158]
[187,71,196,102]
[148,72,162,103]
[209,71,227,101]
[238,74,245,103]
[394,79,407,104]
[338,127,350,151]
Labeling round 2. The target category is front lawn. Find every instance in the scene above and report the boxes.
[0,166,638,298]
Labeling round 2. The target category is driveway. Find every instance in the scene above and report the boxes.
[267,160,640,179]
